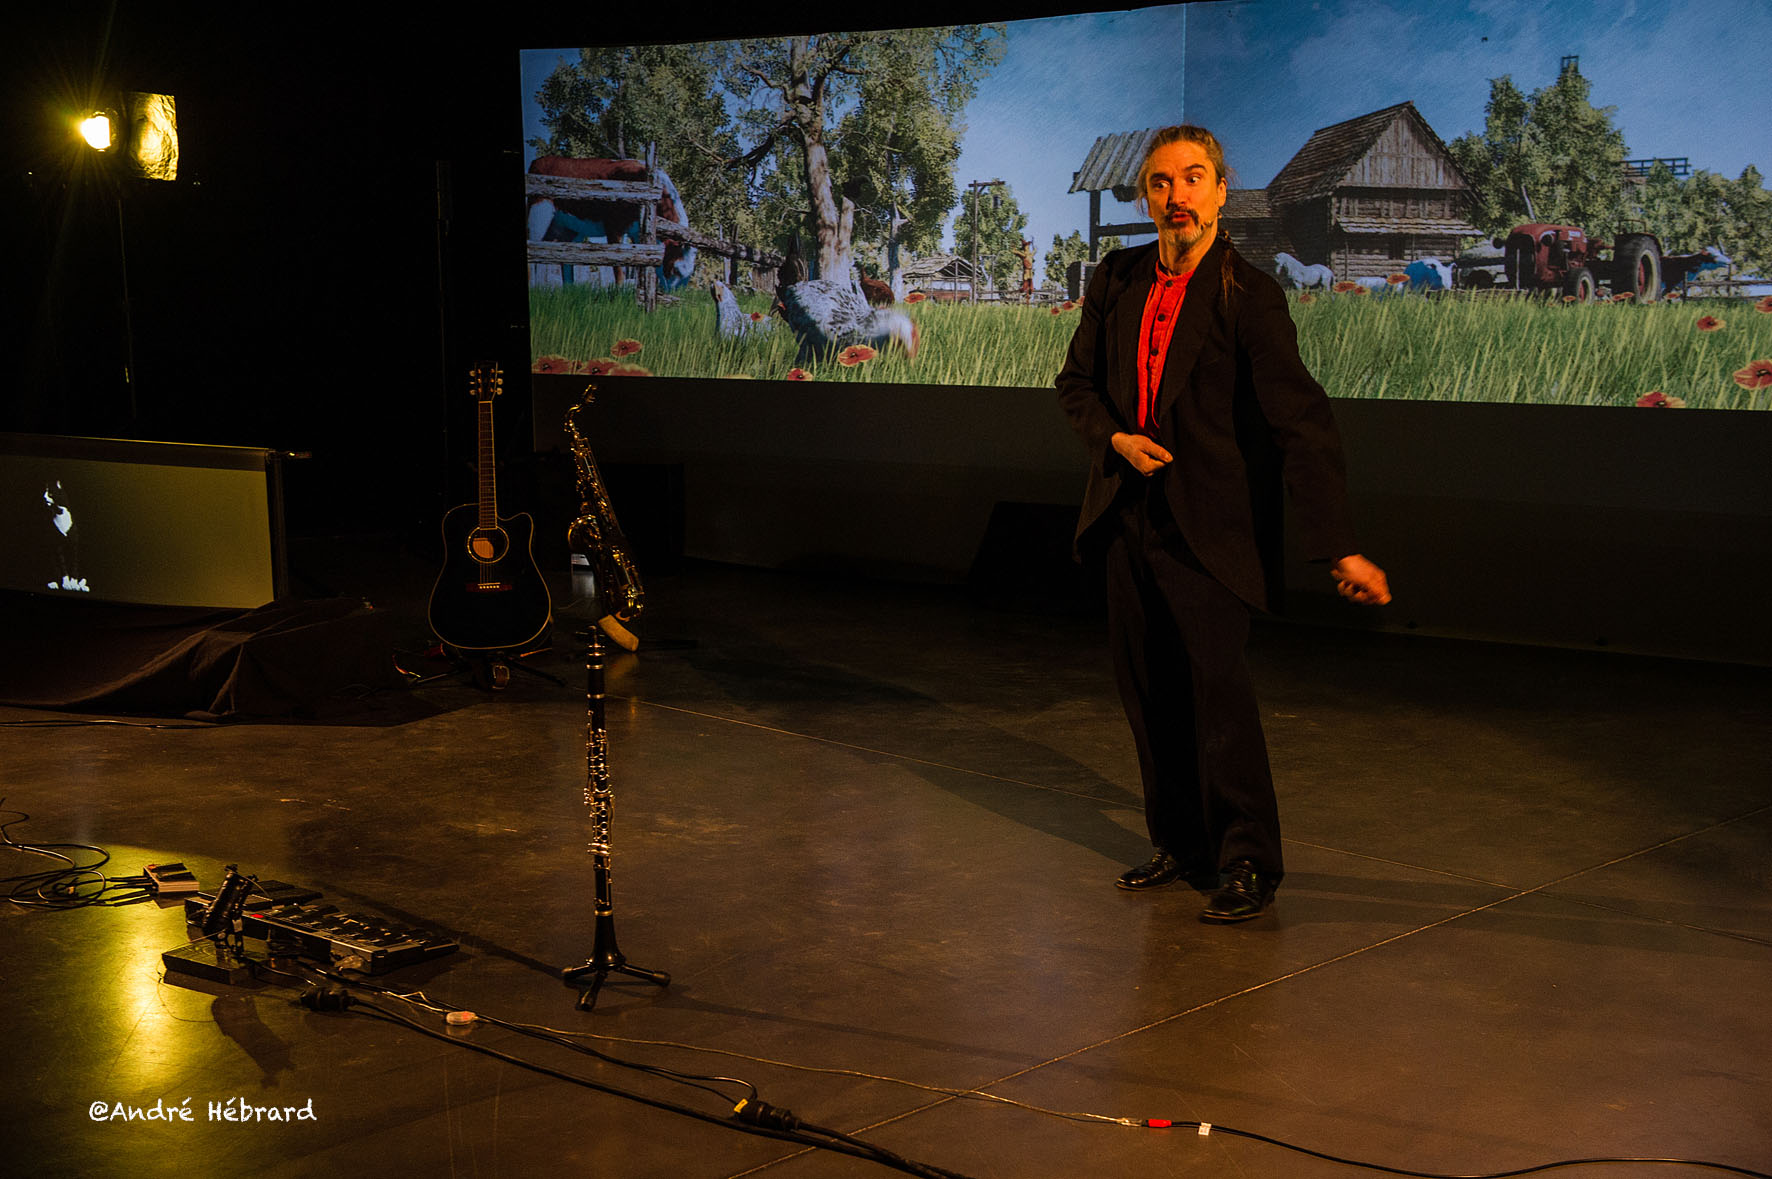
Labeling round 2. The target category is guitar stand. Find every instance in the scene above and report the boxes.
[560,623,669,1012]
[410,642,565,691]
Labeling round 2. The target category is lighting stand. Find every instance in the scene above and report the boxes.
[560,618,670,1010]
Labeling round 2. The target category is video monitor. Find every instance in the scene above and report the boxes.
[0,434,281,610]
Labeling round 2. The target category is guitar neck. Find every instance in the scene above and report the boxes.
[476,392,498,527]
[470,364,503,526]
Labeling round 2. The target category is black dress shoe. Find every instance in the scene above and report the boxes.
[1200,859,1277,922]
[1117,851,1206,891]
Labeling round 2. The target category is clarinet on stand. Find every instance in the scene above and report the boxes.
[560,391,669,1011]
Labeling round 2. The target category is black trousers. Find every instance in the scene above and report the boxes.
[1103,480,1284,879]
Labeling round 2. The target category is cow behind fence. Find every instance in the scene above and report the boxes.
[526,153,697,295]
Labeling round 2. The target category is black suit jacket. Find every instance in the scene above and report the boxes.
[1055,235,1356,613]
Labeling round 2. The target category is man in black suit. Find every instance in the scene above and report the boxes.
[1056,125,1390,923]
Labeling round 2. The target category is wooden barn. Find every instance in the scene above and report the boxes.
[1069,104,1479,285]
[901,253,986,302]
[1262,101,1479,281]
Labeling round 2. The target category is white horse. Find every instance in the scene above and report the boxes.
[1274,252,1334,290]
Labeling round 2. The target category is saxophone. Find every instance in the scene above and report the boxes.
[564,391,645,626]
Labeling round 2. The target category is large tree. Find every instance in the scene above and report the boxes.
[1448,63,1629,239]
[529,45,752,251]
[1635,162,1772,281]
[712,27,1003,281]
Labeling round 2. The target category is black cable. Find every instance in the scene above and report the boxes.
[293,967,969,1178]
[318,992,978,1179]
[1,805,155,908]
[0,718,219,729]
[1135,1119,1772,1179]
[298,963,759,1107]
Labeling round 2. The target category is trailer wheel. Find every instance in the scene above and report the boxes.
[1615,235,1662,303]
[1564,267,1597,302]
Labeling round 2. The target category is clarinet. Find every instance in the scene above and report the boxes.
[585,627,614,909]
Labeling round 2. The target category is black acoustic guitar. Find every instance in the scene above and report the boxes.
[426,365,553,652]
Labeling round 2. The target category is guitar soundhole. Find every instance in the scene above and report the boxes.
[467,527,509,564]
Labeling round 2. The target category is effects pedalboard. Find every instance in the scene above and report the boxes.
[182,880,458,975]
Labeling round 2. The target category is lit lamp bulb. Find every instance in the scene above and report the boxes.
[79,113,113,151]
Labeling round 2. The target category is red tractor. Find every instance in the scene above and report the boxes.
[1501,223,1663,302]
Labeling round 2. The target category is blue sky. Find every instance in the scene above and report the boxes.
[956,0,1772,260]
[522,0,1772,270]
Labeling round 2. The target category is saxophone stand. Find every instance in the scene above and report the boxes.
[560,603,670,1012]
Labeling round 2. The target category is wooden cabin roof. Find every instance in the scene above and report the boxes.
[1267,101,1473,206]
[1070,128,1162,198]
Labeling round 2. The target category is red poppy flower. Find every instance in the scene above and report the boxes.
[1299,292,1315,303]
[1755,296,1772,314]
[749,311,765,322]
[1610,292,1634,302]
[1733,359,1772,390]
[1050,305,1063,315]
[1665,289,1683,301]
[905,292,927,304]
[611,338,643,357]
[1386,272,1409,285]
[1332,280,1362,293]
[838,345,878,366]
[1635,391,1685,408]
[1696,316,1724,331]
[532,354,573,374]
[786,368,811,381]
[583,358,618,376]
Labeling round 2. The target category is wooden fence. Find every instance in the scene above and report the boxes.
[525,145,783,311]
[1673,267,1768,299]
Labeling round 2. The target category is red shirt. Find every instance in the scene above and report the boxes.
[1137,262,1193,434]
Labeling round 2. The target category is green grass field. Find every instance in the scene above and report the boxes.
[529,285,1087,387]
[1291,290,1772,410]
[530,283,1772,410]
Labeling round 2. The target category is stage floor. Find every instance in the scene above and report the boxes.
[5,538,1771,1178]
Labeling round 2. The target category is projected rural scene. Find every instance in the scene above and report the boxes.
[521,0,1772,409]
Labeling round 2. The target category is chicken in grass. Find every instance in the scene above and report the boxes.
[710,279,776,341]
[775,273,919,362]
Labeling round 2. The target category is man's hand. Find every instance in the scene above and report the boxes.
[1111,432,1173,475]
[1331,554,1391,605]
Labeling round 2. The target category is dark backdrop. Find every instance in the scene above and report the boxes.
[5,2,1769,665]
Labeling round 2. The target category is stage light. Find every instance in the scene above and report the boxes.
[79,111,115,151]
[126,92,178,181]
[77,94,178,180]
